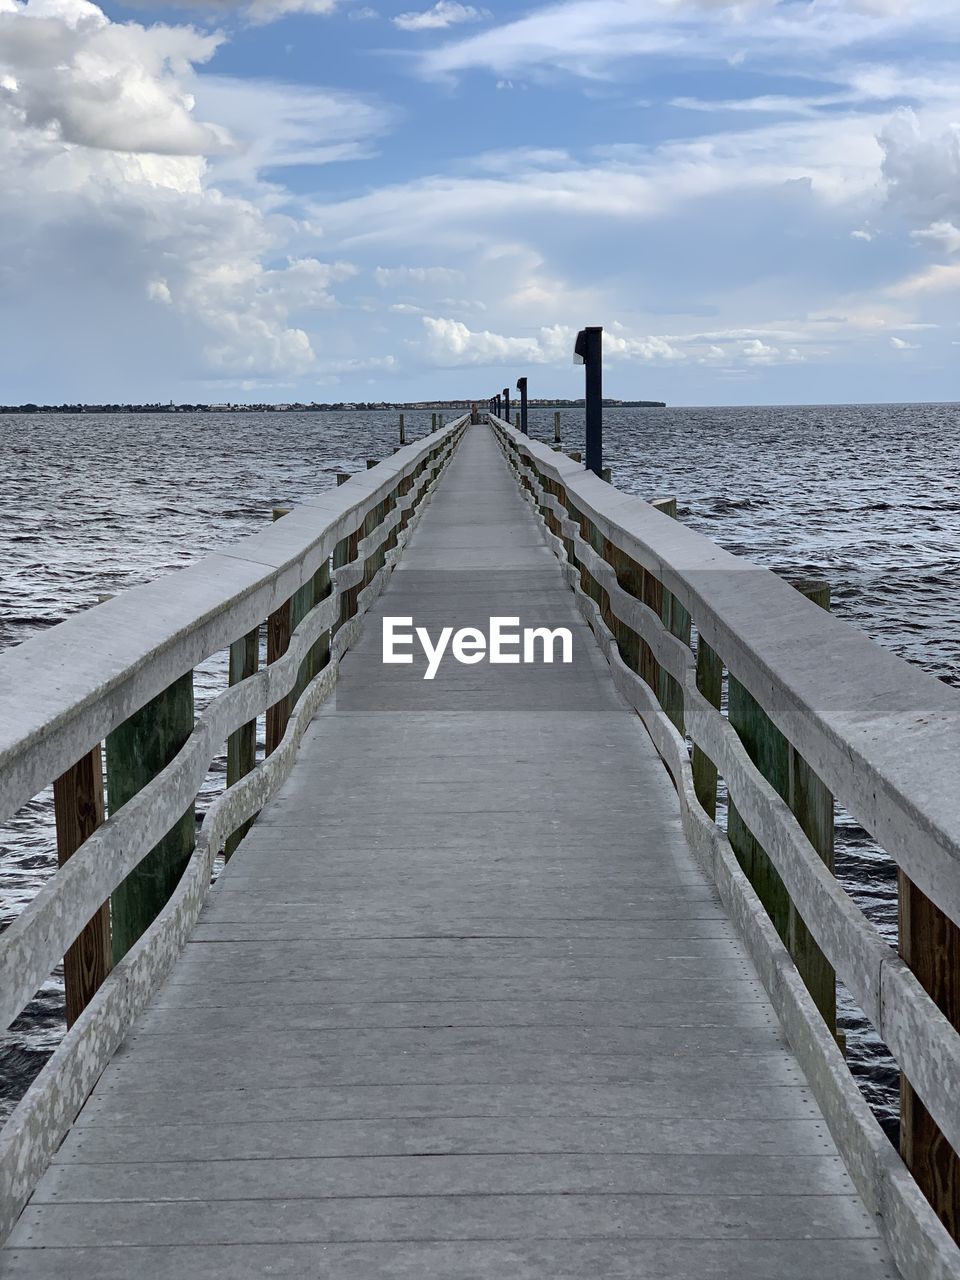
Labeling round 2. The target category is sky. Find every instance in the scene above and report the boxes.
[1,0,959,405]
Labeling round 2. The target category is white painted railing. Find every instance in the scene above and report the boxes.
[0,416,468,1240]
[491,413,960,1280]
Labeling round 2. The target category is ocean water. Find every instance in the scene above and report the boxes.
[2,402,958,1139]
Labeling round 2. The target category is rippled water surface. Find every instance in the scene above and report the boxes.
[3,403,959,1138]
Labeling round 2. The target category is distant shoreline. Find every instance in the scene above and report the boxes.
[0,399,667,415]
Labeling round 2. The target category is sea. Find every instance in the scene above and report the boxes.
[3,402,959,1141]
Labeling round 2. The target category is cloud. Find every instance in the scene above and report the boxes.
[879,108,960,225]
[181,258,357,373]
[0,0,229,155]
[246,0,337,21]
[417,0,960,81]
[374,264,464,286]
[888,263,960,295]
[420,316,693,368]
[117,0,339,24]
[303,112,884,255]
[393,1,484,32]
[890,335,919,348]
[0,0,373,383]
[421,316,548,364]
[194,77,391,186]
[415,315,821,372]
[911,220,960,253]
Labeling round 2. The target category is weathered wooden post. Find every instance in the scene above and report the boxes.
[727,680,791,943]
[727,580,837,1036]
[568,451,582,464]
[225,626,259,860]
[309,558,332,680]
[692,638,722,820]
[366,459,378,470]
[900,877,960,1238]
[107,673,195,961]
[264,507,294,757]
[53,746,111,1024]
[336,472,349,486]
[651,497,688,732]
[554,411,561,444]
[399,413,405,446]
[785,581,837,1039]
[431,412,437,431]
[290,565,315,710]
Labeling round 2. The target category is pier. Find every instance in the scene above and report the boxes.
[1,415,960,1278]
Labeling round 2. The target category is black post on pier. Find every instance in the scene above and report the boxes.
[516,376,528,435]
[574,326,603,476]
[502,387,510,426]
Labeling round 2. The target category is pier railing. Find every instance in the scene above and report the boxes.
[490,413,960,1280]
[0,416,468,1240]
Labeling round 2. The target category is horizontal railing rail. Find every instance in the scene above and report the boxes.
[490,413,960,1280]
[0,415,468,1241]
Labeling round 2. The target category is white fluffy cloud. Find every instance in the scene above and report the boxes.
[421,316,568,365]
[393,2,484,32]
[911,221,960,253]
[0,0,228,154]
[418,316,805,371]
[0,0,374,388]
[880,109,960,226]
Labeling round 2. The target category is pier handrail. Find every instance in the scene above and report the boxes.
[0,415,468,1240]
[490,413,960,1280]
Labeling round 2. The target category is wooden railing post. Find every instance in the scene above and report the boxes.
[726,675,792,941]
[225,626,259,860]
[271,507,314,709]
[399,413,405,446]
[639,567,663,695]
[692,638,722,820]
[309,559,332,678]
[53,746,111,1024]
[785,582,837,1039]
[652,497,689,732]
[727,580,837,1036]
[900,876,960,1239]
[608,543,643,678]
[265,507,293,756]
[106,672,195,961]
[554,411,561,444]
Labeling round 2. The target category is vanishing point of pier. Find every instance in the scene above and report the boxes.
[1,413,960,1278]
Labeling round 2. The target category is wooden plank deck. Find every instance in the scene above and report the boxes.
[1,425,899,1278]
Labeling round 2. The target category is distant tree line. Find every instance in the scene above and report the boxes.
[527,399,666,408]
[0,397,666,414]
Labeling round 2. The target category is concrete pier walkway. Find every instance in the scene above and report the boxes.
[2,426,897,1277]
